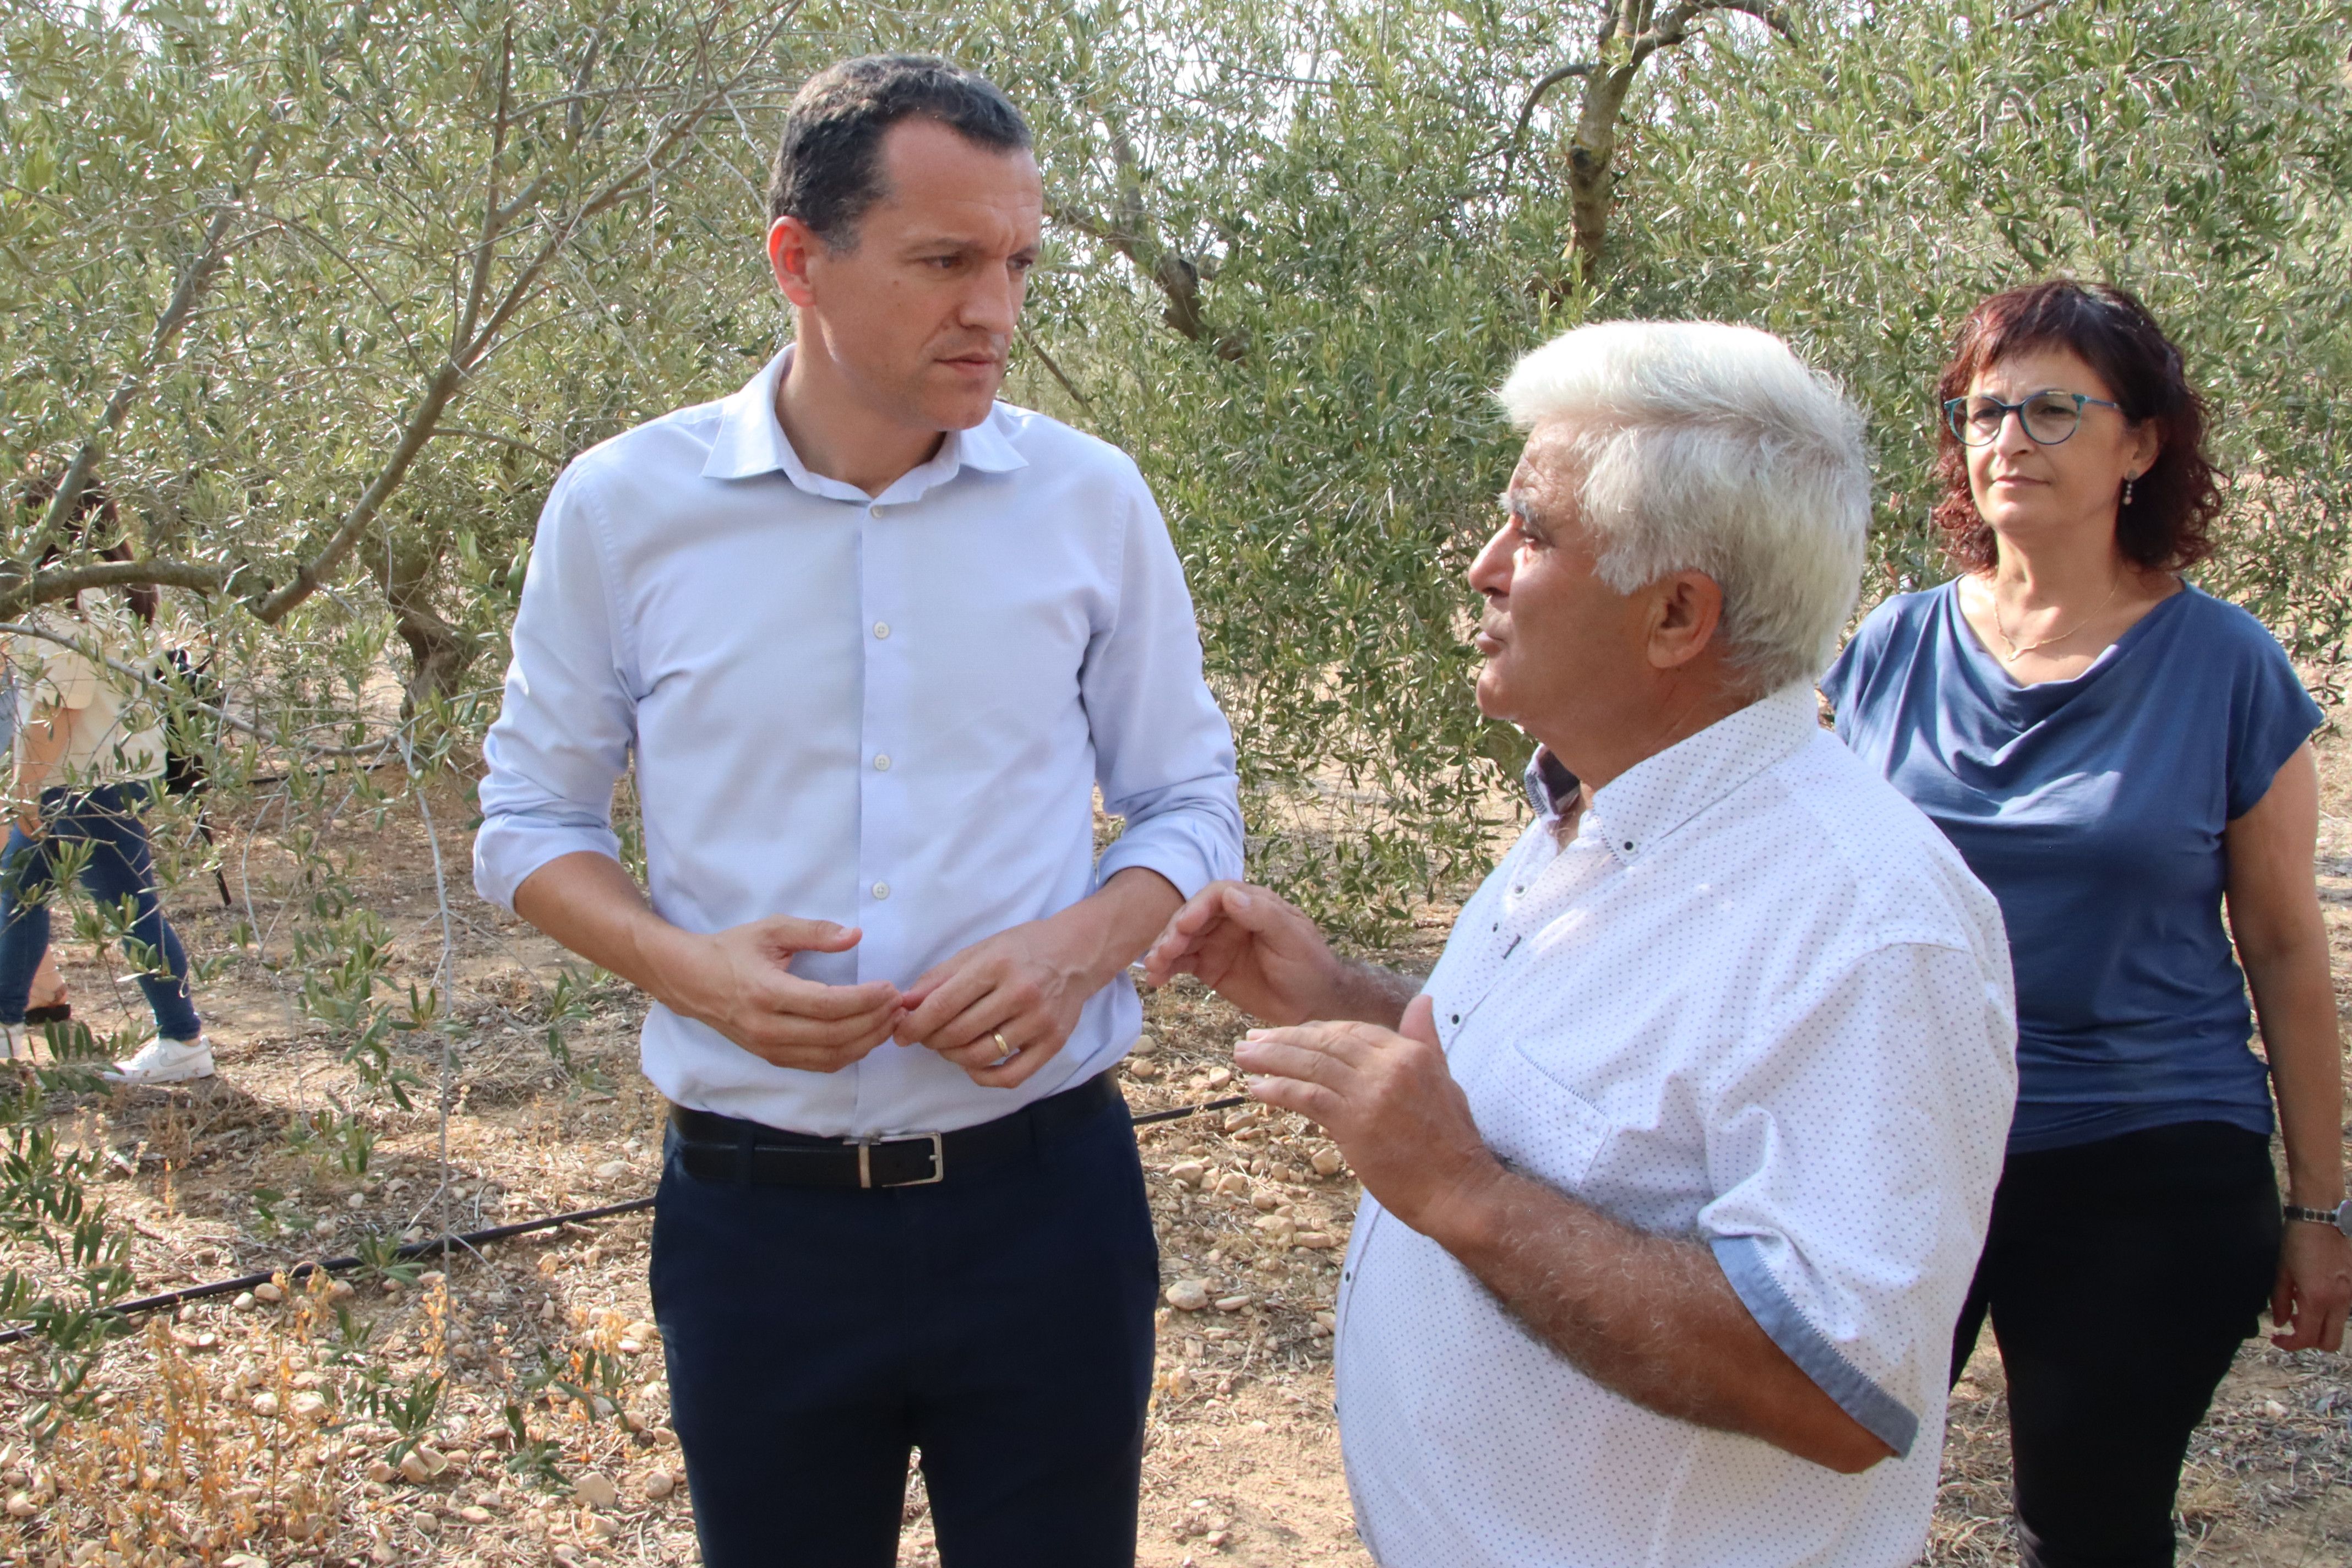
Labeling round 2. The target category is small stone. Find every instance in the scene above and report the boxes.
[594,1160,629,1181]
[192,1331,220,1350]
[1250,1190,1278,1212]
[586,1513,620,1539]
[2263,1399,2289,1419]
[1205,1067,1233,1088]
[366,1461,397,1484]
[4,1493,32,1520]
[623,1319,658,1344]
[538,1299,557,1322]
[1164,1280,1211,1312]
[326,1279,355,1303]
[640,1469,676,1500]
[419,1270,446,1287]
[1311,1148,1344,1177]
[1213,1172,1249,1197]
[382,1278,404,1294]
[253,1282,284,1304]
[459,1505,493,1525]
[1213,1294,1250,1313]
[617,1338,645,1355]
[220,1555,269,1568]
[1206,1529,1231,1548]
[250,1392,279,1417]
[1124,1059,1161,1081]
[232,1292,257,1311]
[1313,1310,1337,1335]
[346,1192,367,1210]
[290,1391,328,1419]
[413,1510,442,1534]
[573,1472,620,1510]
[1168,1162,1208,1189]
[1293,1231,1334,1250]
[399,1445,450,1483]
[224,1485,263,1506]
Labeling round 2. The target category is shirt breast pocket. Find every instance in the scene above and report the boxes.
[1461,1040,1617,1195]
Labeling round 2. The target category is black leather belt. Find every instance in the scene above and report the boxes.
[669,1070,1124,1189]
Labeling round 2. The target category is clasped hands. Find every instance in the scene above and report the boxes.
[664,910,1099,1087]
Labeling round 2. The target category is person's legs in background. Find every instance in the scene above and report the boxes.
[66,785,200,1043]
[0,815,60,1060]
[1973,1123,2280,1568]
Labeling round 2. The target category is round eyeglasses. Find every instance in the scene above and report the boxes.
[1944,389,2124,447]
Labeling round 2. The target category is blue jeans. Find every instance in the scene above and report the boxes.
[0,782,201,1039]
[651,1082,1159,1567]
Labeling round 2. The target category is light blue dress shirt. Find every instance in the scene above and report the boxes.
[473,347,1243,1137]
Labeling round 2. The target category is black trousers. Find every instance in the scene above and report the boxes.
[1951,1120,2282,1568]
[651,1081,1160,1568]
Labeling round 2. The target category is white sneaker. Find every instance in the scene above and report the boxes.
[1,1025,29,1063]
[101,1036,214,1085]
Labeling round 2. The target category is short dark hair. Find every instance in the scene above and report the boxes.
[766,55,1031,250]
[1931,279,2222,574]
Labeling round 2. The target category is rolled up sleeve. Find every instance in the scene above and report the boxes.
[1083,483,1244,900]
[472,462,638,913]
[1698,940,2016,1458]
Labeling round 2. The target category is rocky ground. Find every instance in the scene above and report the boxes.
[0,725,2344,1567]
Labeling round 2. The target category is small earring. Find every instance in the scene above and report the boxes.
[2121,475,2136,507]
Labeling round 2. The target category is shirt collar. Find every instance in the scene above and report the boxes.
[700,344,1030,497]
[1581,681,1820,865]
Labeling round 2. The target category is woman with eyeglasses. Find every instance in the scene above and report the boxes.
[1822,279,2350,1566]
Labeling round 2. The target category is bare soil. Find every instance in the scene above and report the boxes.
[0,722,2344,1567]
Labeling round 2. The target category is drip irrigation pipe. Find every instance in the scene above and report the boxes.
[0,1092,1258,1347]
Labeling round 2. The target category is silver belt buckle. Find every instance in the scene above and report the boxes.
[857,1133,946,1189]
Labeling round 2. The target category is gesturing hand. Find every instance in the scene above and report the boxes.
[894,917,1098,1088]
[664,916,903,1074]
[1234,995,1505,1239]
[1141,881,1346,1027]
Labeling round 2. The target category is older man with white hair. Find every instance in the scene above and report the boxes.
[1145,321,2017,1566]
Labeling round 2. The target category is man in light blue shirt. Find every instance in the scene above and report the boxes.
[473,55,1241,1567]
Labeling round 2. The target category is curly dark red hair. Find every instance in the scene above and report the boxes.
[1931,280,2222,574]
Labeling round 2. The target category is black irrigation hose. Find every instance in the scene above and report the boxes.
[0,1093,1259,1347]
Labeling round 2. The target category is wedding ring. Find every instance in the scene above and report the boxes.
[990,1031,1017,1066]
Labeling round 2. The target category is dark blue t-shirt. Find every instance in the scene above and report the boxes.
[1822,581,2322,1153]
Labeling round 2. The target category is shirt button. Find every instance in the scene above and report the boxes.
[869,504,883,518]
[872,881,890,900]
[873,621,891,639]
[873,754,891,771]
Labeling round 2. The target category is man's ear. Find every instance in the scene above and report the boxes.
[767,216,824,308]
[1646,570,1725,672]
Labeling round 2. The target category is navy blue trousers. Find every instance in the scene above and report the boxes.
[651,1084,1159,1567]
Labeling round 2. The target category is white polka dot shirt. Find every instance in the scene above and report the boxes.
[1333,682,2018,1567]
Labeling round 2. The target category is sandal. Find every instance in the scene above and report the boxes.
[25,981,68,1026]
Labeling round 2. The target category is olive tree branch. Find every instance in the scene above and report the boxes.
[37,132,273,548]
[0,622,399,762]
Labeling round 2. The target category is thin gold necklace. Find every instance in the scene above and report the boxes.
[1988,573,2125,662]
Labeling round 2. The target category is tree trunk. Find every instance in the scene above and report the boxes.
[371,543,478,713]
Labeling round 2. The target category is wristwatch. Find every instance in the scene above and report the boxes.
[2283,1200,2352,1236]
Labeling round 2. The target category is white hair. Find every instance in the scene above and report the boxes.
[1497,320,1870,694]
